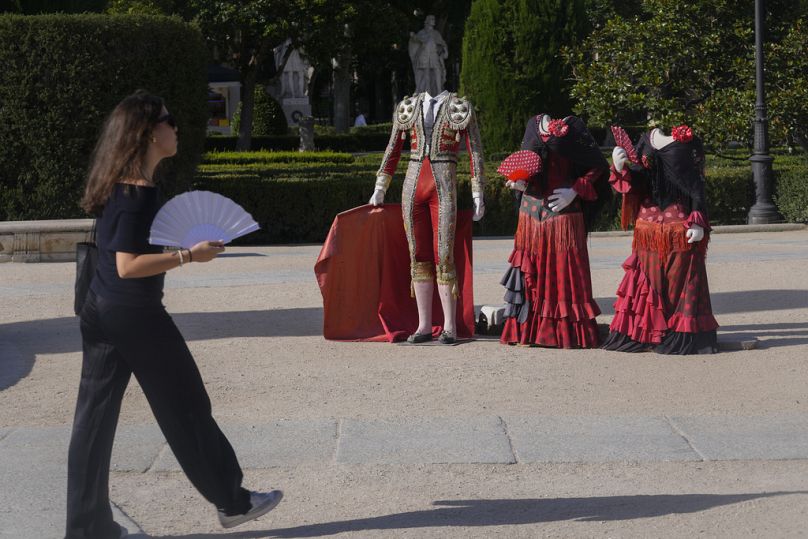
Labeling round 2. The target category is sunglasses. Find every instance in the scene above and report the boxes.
[157,113,177,129]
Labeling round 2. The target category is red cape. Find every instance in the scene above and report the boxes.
[314,204,475,342]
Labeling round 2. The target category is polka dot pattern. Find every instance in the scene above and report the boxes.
[497,150,542,181]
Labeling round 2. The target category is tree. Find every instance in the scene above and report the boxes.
[109,0,355,149]
[565,0,808,151]
[768,17,808,153]
[460,0,590,154]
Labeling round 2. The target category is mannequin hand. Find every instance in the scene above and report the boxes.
[190,240,225,263]
[505,180,527,192]
[548,187,577,212]
[369,188,385,206]
[686,224,704,243]
[473,195,485,221]
[612,146,628,172]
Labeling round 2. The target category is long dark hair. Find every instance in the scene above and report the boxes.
[81,91,165,215]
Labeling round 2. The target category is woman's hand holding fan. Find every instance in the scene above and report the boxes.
[610,125,640,165]
[189,240,226,262]
[497,150,542,192]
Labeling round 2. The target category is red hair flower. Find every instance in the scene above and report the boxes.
[672,125,693,143]
[548,119,569,138]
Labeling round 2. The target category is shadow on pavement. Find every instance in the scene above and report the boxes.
[0,308,323,390]
[715,321,808,348]
[596,289,808,317]
[0,342,32,391]
[124,491,806,538]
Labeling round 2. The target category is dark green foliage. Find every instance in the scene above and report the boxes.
[0,14,208,220]
[0,0,20,13]
[703,168,756,225]
[460,0,590,154]
[16,0,106,13]
[566,1,808,151]
[191,150,806,243]
[774,158,808,222]
[203,151,354,165]
[204,133,391,153]
[348,123,394,136]
[206,136,299,152]
[231,87,289,136]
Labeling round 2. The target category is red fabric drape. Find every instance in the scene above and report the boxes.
[314,204,475,342]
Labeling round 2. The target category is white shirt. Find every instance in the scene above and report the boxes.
[422,90,449,124]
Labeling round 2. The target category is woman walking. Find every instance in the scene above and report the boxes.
[65,91,282,538]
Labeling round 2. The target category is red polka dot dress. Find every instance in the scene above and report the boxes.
[604,129,719,354]
[499,115,609,349]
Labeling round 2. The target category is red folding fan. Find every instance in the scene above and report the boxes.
[610,125,640,165]
[496,150,542,181]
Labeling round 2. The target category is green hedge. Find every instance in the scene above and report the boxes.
[704,167,756,225]
[203,151,354,165]
[774,160,808,222]
[0,14,208,220]
[194,150,807,243]
[204,132,391,153]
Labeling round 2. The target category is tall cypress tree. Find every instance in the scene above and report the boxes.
[461,0,589,153]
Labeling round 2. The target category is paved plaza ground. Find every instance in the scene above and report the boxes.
[2,227,808,538]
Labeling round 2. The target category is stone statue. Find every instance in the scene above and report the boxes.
[408,15,448,96]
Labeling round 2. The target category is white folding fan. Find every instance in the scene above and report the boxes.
[149,190,260,249]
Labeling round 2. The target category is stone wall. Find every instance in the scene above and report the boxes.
[0,220,94,263]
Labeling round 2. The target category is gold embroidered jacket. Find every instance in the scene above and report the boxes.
[374,92,485,292]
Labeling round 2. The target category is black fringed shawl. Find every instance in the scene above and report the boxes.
[519,114,611,231]
[632,132,708,215]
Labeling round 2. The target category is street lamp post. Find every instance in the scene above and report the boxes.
[747,0,783,224]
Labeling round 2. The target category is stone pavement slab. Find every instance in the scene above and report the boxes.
[0,427,70,539]
[670,414,808,461]
[336,417,516,464]
[505,416,700,463]
[110,424,165,473]
[152,419,338,471]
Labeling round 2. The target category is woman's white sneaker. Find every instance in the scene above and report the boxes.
[218,490,283,529]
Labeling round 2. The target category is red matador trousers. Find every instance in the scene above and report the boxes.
[412,158,441,265]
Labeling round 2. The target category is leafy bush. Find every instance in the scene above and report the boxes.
[0,14,208,220]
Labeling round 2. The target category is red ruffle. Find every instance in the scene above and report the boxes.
[609,254,668,344]
[608,164,632,194]
[502,222,601,349]
[502,314,600,349]
[667,312,720,333]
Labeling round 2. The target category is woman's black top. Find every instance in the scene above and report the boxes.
[89,183,165,306]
